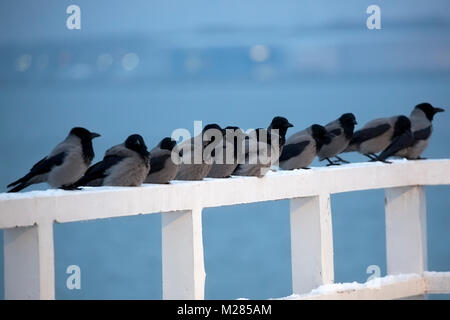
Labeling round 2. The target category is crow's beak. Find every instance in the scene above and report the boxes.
[434,107,445,113]
[287,122,294,128]
[90,132,101,139]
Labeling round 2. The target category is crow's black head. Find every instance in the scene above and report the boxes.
[311,124,331,151]
[202,123,222,133]
[70,127,101,141]
[338,113,357,138]
[202,123,223,148]
[224,126,241,131]
[125,134,149,157]
[416,102,445,121]
[339,113,357,127]
[268,116,294,131]
[268,116,293,146]
[159,137,177,151]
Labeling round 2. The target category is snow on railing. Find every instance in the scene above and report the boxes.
[279,272,450,300]
[1,159,450,300]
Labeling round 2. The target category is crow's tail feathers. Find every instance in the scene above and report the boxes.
[7,182,29,193]
[7,176,26,188]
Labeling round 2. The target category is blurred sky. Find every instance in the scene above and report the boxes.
[1,0,450,43]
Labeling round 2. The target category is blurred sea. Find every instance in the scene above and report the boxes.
[0,1,450,299]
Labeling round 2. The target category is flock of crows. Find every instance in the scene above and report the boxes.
[6,102,444,193]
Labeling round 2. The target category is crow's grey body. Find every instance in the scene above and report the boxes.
[73,134,150,187]
[101,145,150,186]
[233,117,293,177]
[207,139,239,178]
[279,129,316,170]
[46,136,93,187]
[318,113,357,163]
[175,124,223,181]
[279,124,330,170]
[175,138,214,181]
[145,142,180,184]
[208,127,245,178]
[176,163,212,181]
[345,117,398,155]
[345,115,413,163]
[232,130,276,178]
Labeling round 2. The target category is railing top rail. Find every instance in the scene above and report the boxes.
[1,159,449,229]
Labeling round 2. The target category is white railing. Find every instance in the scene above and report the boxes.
[1,159,450,300]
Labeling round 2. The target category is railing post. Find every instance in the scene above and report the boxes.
[161,207,206,300]
[3,220,55,300]
[385,186,428,275]
[290,194,334,294]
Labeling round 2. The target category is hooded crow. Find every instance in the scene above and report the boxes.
[175,123,223,180]
[377,120,414,162]
[317,113,357,166]
[72,134,150,187]
[145,137,180,184]
[386,102,445,160]
[344,115,411,163]
[7,127,100,192]
[233,116,293,177]
[279,124,330,170]
[207,126,245,178]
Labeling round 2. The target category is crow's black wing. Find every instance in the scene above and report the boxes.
[413,126,432,141]
[74,155,125,186]
[350,124,391,145]
[378,132,415,161]
[328,128,342,137]
[149,154,172,174]
[279,141,310,162]
[7,152,66,188]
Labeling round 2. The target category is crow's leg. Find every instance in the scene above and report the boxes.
[325,158,340,166]
[334,155,350,164]
[364,153,378,161]
[372,154,392,164]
